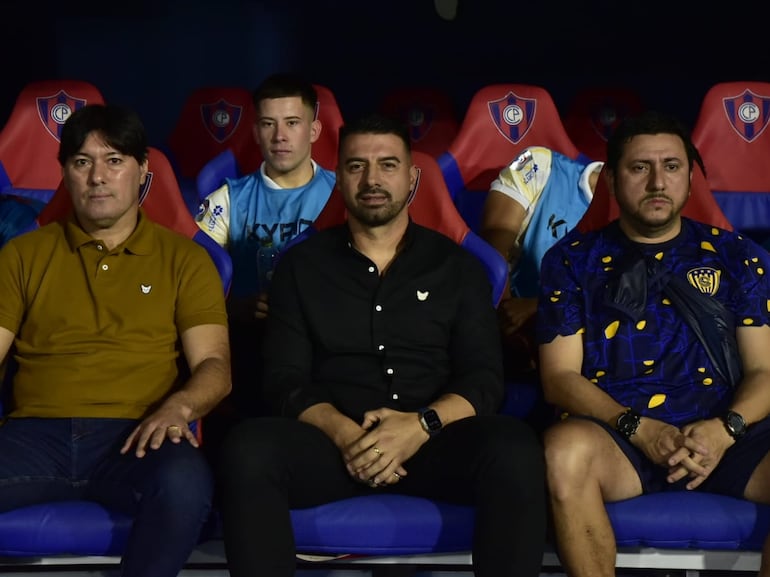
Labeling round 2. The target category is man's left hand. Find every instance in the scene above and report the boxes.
[343,408,426,487]
[120,406,197,458]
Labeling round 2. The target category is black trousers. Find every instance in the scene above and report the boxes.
[218,414,546,577]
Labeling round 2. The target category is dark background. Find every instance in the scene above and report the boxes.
[3,0,770,147]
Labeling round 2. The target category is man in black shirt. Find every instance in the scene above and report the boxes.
[218,113,546,577]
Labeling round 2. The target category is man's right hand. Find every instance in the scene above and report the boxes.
[632,416,709,477]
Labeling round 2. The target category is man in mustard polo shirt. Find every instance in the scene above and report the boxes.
[0,104,231,577]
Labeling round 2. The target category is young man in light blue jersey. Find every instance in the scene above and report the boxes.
[196,74,335,419]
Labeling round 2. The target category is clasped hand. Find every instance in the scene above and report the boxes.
[636,417,733,490]
[342,408,427,488]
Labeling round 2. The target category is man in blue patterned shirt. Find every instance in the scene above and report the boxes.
[538,111,770,577]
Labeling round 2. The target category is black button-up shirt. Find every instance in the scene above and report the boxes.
[263,221,504,422]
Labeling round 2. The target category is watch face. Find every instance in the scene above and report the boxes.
[617,411,641,439]
[726,411,746,438]
[420,409,442,433]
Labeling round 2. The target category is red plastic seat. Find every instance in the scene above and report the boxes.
[437,83,584,232]
[379,86,459,158]
[563,86,645,161]
[0,80,105,200]
[166,86,257,180]
[691,81,770,243]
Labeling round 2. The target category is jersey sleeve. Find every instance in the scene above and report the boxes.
[489,146,555,211]
[195,183,231,249]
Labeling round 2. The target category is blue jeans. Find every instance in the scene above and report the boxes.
[0,417,214,577]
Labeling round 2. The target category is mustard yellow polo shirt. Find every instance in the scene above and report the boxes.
[0,210,228,418]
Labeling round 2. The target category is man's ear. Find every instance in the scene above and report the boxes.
[310,119,322,144]
[409,164,418,192]
[139,157,149,185]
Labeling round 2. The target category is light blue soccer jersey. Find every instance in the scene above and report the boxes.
[196,162,335,296]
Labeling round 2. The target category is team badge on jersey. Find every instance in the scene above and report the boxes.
[487,91,535,145]
[36,90,88,142]
[687,267,721,296]
[722,89,770,143]
[200,99,243,143]
[403,104,433,143]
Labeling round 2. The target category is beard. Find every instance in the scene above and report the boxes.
[617,192,686,236]
[347,187,409,227]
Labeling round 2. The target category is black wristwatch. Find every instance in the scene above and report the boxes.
[418,407,442,437]
[616,408,642,441]
[723,410,747,441]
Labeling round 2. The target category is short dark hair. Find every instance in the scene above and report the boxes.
[58,104,148,166]
[606,110,706,177]
[252,73,318,114]
[338,113,412,158]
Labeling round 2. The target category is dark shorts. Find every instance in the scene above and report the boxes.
[579,414,770,497]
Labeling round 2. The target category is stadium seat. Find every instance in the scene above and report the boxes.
[437,83,587,233]
[563,85,645,161]
[35,147,232,295]
[195,83,344,202]
[691,81,770,245]
[164,86,256,214]
[0,80,105,204]
[379,86,460,158]
[166,86,257,180]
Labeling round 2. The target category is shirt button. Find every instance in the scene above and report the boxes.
[101,264,109,271]
[375,304,382,312]
[378,344,385,351]
[392,393,399,400]
[386,368,394,375]
[96,245,103,251]
[368,266,376,273]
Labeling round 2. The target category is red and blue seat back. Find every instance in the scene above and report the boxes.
[166,86,257,180]
[691,81,770,244]
[437,83,585,232]
[563,86,645,162]
[379,86,460,158]
[34,147,232,296]
[0,80,105,203]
